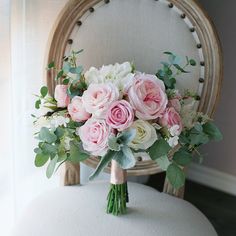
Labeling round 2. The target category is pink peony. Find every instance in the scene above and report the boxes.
[168,98,181,113]
[159,107,182,135]
[106,100,134,131]
[128,74,168,120]
[54,85,70,108]
[82,83,119,118]
[68,96,91,122]
[78,118,110,156]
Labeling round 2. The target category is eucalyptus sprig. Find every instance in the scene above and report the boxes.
[156,52,196,89]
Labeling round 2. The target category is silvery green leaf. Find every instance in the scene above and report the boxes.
[114,146,135,169]
[117,129,136,145]
[156,155,170,171]
[46,155,58,178]
[108,135,121,151]
[89,150,114,181]
[38,127,57,143]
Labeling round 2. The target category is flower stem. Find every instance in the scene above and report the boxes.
[106,182,128,215]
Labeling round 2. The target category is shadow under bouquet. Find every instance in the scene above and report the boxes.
[33,51,222,215]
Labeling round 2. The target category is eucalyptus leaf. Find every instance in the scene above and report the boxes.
[156,155,170,171]
[46,155,58,178]
[35,99,41,109]
[189,59,196,66]
[40,143,57,156]
[89,150,114,181]
[35,153,49,167]
[173,64,189,73]
[63,62,71,73]
[40,86,48,98]
[203,122,223,141]
[47,61,55,69]
[69,142,89,163]
[55,70,64,81]
[38,127,57,143]
[166,163,185,189]
[148,139,171,160]
[173,149,192,166]
[69,66,83,75]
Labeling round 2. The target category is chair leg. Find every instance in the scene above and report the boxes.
[61,161,80,186]
[163,177,185,199]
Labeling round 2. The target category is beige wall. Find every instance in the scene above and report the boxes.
[197,0,236,176]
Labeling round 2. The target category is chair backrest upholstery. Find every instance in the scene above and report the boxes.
[47,0,222,177]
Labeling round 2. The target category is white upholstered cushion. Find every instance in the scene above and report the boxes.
[12,182,217,236]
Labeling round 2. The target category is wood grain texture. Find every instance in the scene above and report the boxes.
[61,161,80,186]
[45,0,223,192]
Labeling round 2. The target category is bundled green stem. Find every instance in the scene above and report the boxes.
[106,182,128,215]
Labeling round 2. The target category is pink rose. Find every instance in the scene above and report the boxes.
[159,107,182,135]
[54,85,70,108]
[168,98,181,113]
[82,83,119,118]
[78,118,110,156]
[68,96,91,122]
[128,74,168,120]
[106,100,134,131]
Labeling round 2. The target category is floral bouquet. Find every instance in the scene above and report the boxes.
[33,51,222,215]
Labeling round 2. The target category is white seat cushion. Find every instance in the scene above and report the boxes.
[12,182,217,236]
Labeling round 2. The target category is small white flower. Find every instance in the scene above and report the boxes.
[34,116,50,131]
[64,137,72,151]
[153,123,162,130]
[169,125,180,136]
[167,136,179,148]
[50,116,70,128]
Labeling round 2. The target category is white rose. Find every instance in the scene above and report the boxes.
[84,62,134,93]
[128,120,157,150]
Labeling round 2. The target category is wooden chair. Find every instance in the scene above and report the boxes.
[13,0,222,235]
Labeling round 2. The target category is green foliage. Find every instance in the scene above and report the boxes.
[203,122,223,141]
[47,61,55,69]
[35,99,41,109]
[167,163,185,189]
[156,155,170,171]
[55,70,64,81]
[40,86,48,98]
[38,127,57,143]
[46,155,58,178]
[148,139,171,160]
[108,135,121,152]
[35,153,49,167]
[156,52,196,89]
[117,129,136,145]
[114,146,136,169]
[89,150,115,181]
[173,148,192,166]
[69,141,89,163]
